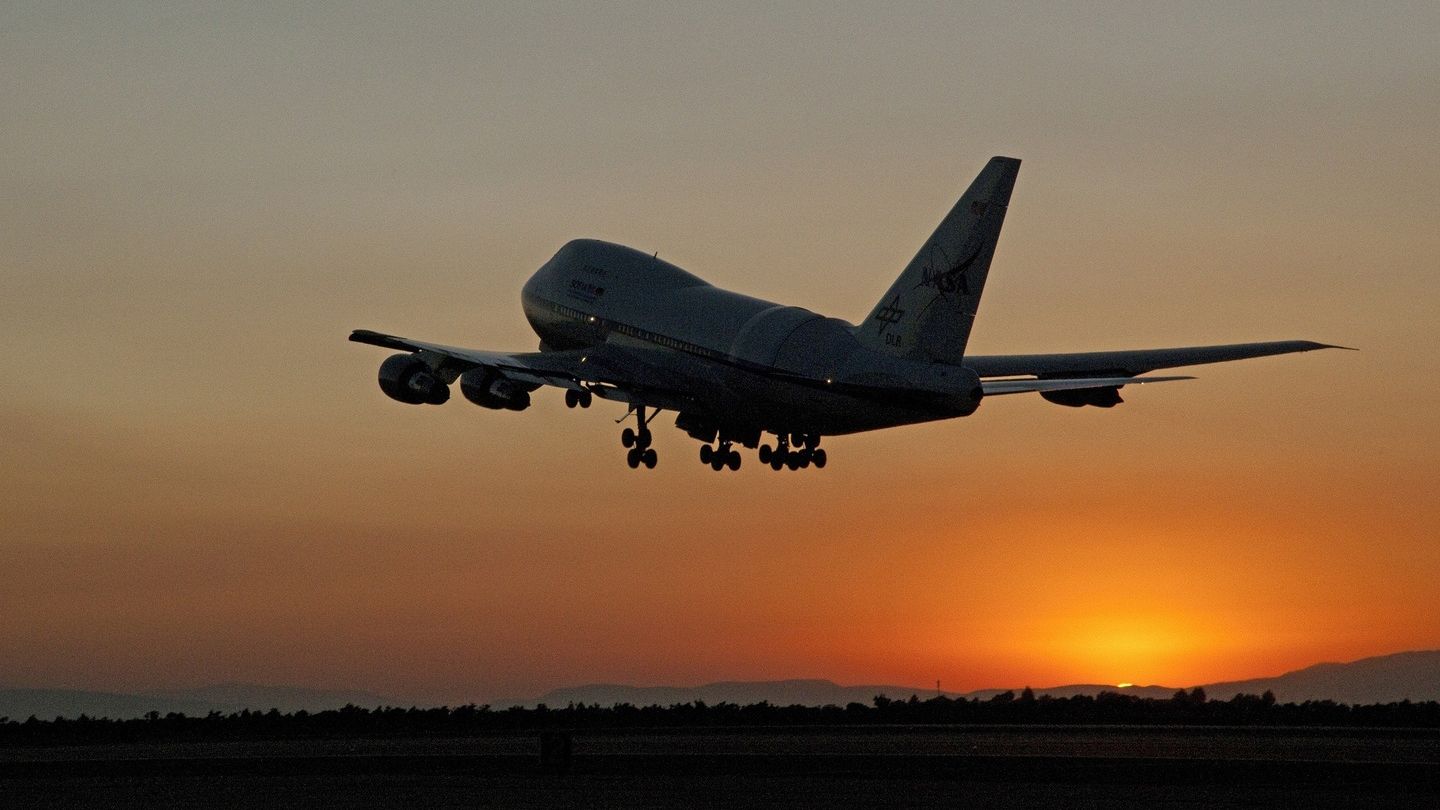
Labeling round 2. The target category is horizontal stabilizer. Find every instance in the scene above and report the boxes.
[981,375,1193,396]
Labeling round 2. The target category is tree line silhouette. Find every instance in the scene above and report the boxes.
[4,688,1440,746]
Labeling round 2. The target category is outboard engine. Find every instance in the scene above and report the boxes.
[378,353,449,405]
[675,412,718,443]
[460,368,534,411]
[1041,386,1124,408]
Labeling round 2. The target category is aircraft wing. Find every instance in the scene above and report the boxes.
[965,340,1346,378]
[349,329,696,410]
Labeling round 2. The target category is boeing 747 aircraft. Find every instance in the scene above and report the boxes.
[352,156,1340,471]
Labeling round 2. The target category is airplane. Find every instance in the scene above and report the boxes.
[351,156,1343,472]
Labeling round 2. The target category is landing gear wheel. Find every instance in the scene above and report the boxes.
[726,452,741,471]
[812,448,827,468]
[565,390,579,408]
[758,445,772,463]
[700,445,713,464]
[642,448,657,469]
[790,432,805,446]
[626,448,641,468]
[636,429,652,450]
[804,434,820,450]
[622,427,636,448]
[579,391,592,408]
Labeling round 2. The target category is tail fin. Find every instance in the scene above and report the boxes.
[857,156,1019,362]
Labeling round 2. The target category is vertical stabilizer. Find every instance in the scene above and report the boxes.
[857,156,1019,362]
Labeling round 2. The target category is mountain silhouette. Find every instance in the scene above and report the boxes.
[0,683,391,721]
[5,651,1438,720]
[508,650,1440,708]
[1199,650,1440,703]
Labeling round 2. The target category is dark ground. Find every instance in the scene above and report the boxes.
[3,725,1437,808]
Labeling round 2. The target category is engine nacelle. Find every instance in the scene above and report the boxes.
[460,368,533,411]
[378,353,449,405]
[1041,386,1123,408]
[675,412,718,443]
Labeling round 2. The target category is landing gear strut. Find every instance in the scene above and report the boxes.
[620,405,658,469]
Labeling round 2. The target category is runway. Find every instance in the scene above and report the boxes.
[4,726,1437,808]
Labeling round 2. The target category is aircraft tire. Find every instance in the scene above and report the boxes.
[626,448,641,468]
[758,445,772,463]
[812,449,827,468]
[700,445,713,464]
[565,390,578,408]
[622,428,636,448]
[726,452,741,471]
[642,448,657,469]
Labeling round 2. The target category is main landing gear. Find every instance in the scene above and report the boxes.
[699,441,741,472]
[758,432,826,471]
[564,388,593,408]
[620,405,658,470]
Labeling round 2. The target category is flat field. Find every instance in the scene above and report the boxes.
[3,725,1437,808]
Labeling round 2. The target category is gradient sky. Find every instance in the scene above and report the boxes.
[3,2,1438,703]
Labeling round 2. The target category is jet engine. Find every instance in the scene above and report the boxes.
[378,353,449,405]
[460,368,534,411]
[675,412,718,443]
[1040,386,1123,408]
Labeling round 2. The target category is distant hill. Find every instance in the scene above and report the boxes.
[506,679,1180,708]
[511,679,941,709]
[0,683,392,722]
[962,684,1178,701]
[510,651,1440,708]
[6,651,1438,720]
[0,689,215,722]
[1200,650,1440,703]
[141,683,392,714]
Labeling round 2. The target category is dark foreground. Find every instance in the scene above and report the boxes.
[4,726,1438,808]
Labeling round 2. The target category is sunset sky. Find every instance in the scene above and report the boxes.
[3,3,1438,704]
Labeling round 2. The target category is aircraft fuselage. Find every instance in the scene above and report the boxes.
[520,239,981,437]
